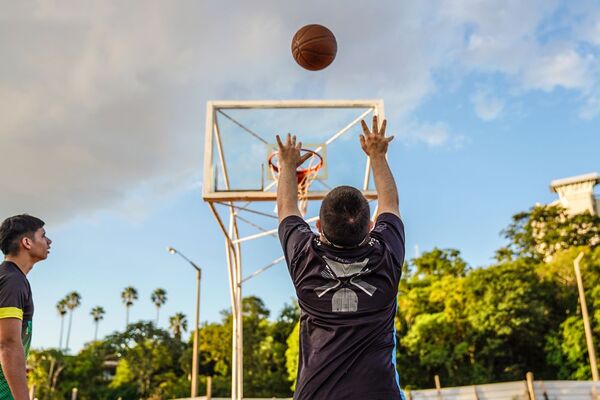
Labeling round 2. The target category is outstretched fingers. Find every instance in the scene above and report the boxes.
[379,119,387,136]
[299,152,312,164]
[361,119,371,136]
[372,115,378,134]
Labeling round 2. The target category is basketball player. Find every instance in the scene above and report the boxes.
[277,115,406,399]
[0,215,51,399]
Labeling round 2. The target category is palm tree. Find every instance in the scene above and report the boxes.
[90,306,105,342]
[150,288,167,326]
[121,286,138,328]
[64,291,81,352]
[56,298,68,350]
[169,312,188,341]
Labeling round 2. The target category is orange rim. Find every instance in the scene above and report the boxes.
[268,149,324,181]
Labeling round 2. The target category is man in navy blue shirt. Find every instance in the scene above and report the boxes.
[277,116,406,399]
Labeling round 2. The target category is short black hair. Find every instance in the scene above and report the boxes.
[0,214,45,256]
[319,186,370,247]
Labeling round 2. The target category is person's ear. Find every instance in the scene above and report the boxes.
[316,219,322,233]
[21,236,32,250]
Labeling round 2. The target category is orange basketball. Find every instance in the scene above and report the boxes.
[291,24,337,71]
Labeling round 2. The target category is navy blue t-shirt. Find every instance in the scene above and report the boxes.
[279,213,406,400]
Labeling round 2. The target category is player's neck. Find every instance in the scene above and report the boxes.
[4,255,34,275]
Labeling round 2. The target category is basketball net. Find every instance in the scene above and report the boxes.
[269,149,323,216]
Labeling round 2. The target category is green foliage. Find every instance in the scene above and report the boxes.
[545,316,591,379]
[396,237,600,388]
[499,204,600,262]
[412,248,469,278]
[464,260,555,380]
[169,312,188,341]
[27,349,67,400]
[241,296,293,397]
[543,246,600,380]
[120,286,138,307]
[105,322,184,398]
[60,342,114,400]
[90,306,105,322]
[397,250,481,387]
[285,322,300,391]
[65,292,81,310]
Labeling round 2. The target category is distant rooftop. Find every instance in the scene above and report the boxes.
[550,172,600,193]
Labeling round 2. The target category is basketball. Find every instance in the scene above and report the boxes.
[291,24,337,71]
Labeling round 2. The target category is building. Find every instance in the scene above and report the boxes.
[550,172,600,216]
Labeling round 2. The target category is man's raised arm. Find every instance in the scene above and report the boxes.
[360,115,400,218]
[276,134,310,222]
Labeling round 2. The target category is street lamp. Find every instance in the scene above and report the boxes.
[167,246,202,398]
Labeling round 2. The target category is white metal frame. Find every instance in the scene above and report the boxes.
[202,99,384,400]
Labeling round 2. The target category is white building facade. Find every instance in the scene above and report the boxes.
[550,172,600,216]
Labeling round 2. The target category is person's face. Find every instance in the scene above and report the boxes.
[23,228,52,261]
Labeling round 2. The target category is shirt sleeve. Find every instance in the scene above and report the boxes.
[0,274,26,320]
[278,215,314,277]
[370,212,406,268]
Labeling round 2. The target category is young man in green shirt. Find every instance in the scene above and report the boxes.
[0,215,51,400]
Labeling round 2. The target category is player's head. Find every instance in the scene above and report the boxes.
[0,214,50,259]
[317,186,372,248]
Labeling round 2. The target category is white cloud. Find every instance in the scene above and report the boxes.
[400,121,464,148]
[471,90,504,121]
[522,48,593,91]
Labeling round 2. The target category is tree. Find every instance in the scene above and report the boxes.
[498,204,600,262]
[27,349,66,399]
[463,260,557,381]
[57,341,115,400]
[396,250,478,387]
[121,286,138,328]
[90,306,106,342]
[151,288,167,326]
[285,322,300,391]
[169,312,188,341]
[237,296,293,397]
[192,297,296,398]
[411,248,469,278]
[65,291,81,352]
[106,322,185,398]
[543,246,600,379]
[56,298,68,350]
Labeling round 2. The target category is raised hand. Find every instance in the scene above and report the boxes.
[276,133,312,168]
[359,115,394,157]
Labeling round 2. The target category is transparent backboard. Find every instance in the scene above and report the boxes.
[202,100,384,203]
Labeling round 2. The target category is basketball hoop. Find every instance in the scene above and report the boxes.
[268,149,324,215]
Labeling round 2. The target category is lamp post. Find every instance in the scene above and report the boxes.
[167,246,202,398]
[573,252,599,382]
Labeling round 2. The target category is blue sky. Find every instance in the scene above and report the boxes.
[1,0,599,352]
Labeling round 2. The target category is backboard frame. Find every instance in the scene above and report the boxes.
[202,99,384,202]
[201,99,384,400]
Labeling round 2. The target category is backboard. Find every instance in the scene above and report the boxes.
[202,99,384,203]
